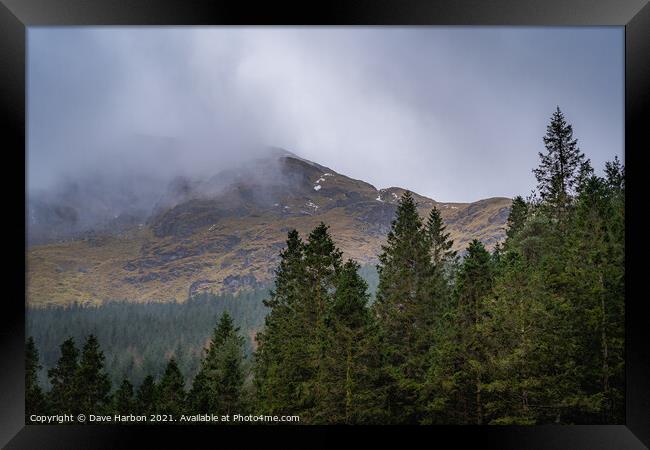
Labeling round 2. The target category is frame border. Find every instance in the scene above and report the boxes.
[2,0,648,447]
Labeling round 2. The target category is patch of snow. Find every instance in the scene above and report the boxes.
[323,173,333,177]
[392,192,399,199]
[376,195,383,202]
[450,206,458,209]
[306,201,319,210]
[316,177,325,184]
[284,206,290,209]
[208,224,217,231]
[313,185,322,191]
[273,203,279,207]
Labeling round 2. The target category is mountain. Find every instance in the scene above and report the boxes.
[26,150,512,306]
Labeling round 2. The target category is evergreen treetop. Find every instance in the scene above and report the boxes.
[425,205,457,267]
[533,107,590,217]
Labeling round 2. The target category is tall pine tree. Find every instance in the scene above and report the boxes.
[76,334,112,414]
[318,259,379,423]
[302,223,343,422]
[113,379,135,415]
[425,205,457,267]
[452,240,494,424]
[506,196,529,243]
[157,357,186,416]
[374,191,433,423]
[135,375,157,415]
[254,229,309,416]
[47,337,80,414]
[533,106,590,223]
[190,312,245,415]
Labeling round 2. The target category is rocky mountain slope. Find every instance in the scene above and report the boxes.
[27,150,511,306]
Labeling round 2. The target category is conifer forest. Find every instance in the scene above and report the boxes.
[27,108,625,425]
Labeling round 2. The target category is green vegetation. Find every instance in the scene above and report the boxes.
[27,289,270,389]
[26,107,624,424]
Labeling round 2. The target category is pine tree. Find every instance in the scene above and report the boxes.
[420,207,459,424]
[318,259,378,423]
[25,337,46,420]
[256,224,377,424]
[113,379,135,415]
[135,375,157,415]
[425,205,457,267]
[302,222,343,422]
[533,107,590,221]
[212,333,246,415]
[76,334,112,414]
[157,357,186,416]
[48,337,80,414]
[506,196,529,242]
[374,191,433,423]
[480,251,559,424]
[452,239,494,424]
[423,203,458,322]
[254,229,308,416]
[561,165,625,423]
[190,312,245,415]
[604,155,625,191]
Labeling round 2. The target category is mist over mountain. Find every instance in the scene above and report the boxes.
[27,148,511,306]
[27,142,295,245]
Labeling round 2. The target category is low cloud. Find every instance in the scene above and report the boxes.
[28,27,623,202]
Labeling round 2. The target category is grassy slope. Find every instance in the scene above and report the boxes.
[27,159,511,306]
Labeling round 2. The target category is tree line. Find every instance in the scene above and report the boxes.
[27,288,270,389]
[26,312,249,420]
[27,107,624,424]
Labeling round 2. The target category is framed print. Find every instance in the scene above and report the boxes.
[1,0,648,448]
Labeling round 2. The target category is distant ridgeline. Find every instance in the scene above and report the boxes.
[26,265,380,390]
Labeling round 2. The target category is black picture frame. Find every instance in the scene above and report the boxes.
[2,0,648,448]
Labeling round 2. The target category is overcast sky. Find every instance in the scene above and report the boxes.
[28,27,623,202]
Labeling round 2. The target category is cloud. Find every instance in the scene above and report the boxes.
[28,27,623,202]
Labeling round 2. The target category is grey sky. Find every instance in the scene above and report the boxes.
[28,27,623,202]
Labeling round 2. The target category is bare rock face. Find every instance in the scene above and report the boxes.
[26,151,512,305]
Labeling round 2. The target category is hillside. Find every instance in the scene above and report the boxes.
[26,151,511,306]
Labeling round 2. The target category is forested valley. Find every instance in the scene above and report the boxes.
[26,108,624,424]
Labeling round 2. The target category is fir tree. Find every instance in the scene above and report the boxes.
[157,357,186,416]
[604,155,625,191]
[47,337,80,414]
[302,222,343,421]
[25,337,46,420]
[506,196,529,242]
[76,334,112,414]
[561,167,625,423]
[254,229,308,416]
[319,259,375,423]
[255,224,378,424]
[113,379,135,415]
[425,205,457,267]
[533,107,590,221]
[374,191,433,423]
[135,375,157,415]
[419,205,459,424]
[212,333,246,415]
[423,203,458,327]
[452,239,494,424]
[190,312,245,415]
[480,251,558,424]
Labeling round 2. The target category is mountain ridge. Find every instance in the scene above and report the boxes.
[27,151,512,306]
